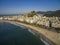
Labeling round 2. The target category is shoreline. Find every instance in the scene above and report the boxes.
[6,21,50,45]
[28,29,53,45]
[11,21,60,45]
[0,21,60,45]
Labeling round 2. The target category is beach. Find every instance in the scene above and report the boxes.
[8,21,60,45]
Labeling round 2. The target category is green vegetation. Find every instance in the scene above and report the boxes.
[27,11,37,17]
[55,28,60,33]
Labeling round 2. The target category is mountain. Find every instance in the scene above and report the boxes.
[37,10,60,17]
[36,11,54,14]
[44,10,60,17]
[36,11,46,14]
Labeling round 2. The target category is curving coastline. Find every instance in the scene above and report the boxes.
[28,29,55,45]
[3,21,60,45]
[10,22,60,45]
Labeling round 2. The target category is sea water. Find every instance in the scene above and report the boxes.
[0,22,44,45]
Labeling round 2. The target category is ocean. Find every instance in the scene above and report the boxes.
[0,22,44,45]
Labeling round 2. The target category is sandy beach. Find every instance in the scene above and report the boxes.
[9,21,60,45]
[1,21,60,45]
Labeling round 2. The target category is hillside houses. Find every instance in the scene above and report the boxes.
[16,14,60,28]
[0,14,60,28]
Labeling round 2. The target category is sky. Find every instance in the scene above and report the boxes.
[0,0,60,14]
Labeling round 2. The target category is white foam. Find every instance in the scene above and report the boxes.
[28,29,35,35]
[7,21,26,29]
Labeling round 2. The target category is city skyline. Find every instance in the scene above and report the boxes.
[0,0,60,14]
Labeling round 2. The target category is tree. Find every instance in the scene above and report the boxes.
[27,11,36,17]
